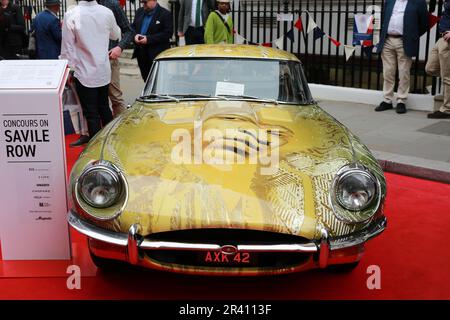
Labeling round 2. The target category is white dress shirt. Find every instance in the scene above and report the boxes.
[190,0,203,27]
[60,1,121,88]
[388,0,408,35]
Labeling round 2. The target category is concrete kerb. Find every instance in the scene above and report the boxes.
[374,149,450,184]
[310,83,435,112]
[377,158,450,184]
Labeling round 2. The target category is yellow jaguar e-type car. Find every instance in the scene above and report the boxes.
[68,44,387,275]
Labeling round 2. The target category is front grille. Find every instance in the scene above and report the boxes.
[144,229,312,269]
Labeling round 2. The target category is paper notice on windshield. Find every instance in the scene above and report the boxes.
[215,81,245,97]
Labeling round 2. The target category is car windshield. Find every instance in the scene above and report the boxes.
[142,58,312,104]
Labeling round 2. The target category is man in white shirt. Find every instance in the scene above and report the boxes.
[60,0,121,144]
[375,0,428,114]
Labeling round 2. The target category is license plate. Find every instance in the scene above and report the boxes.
[202,251,253,265]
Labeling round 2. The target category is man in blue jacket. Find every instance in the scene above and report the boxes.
[32,0,62,59]
[375,0,428,114]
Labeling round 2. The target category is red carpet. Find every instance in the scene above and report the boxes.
[0,134,450,299]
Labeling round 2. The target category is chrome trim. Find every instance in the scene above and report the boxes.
[140,241,220,251]
[329,162,382,224]
[237,244,317,253]
[319,229,329,269]
[68,211,128,246]
[127,224,140,265]
[329,216,387,250]
[74,160,129,221]
[68,210,386,263]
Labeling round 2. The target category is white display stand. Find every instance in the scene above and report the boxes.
[0,60,71,260]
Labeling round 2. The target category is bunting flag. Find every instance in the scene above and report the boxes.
[313,27,325,41]
[328,35,341,47]
[230,10,379,61]
[344,45,356,61]
[285,29,295,42]
[294,18,303,31]
[353,14,374,46]
[274,36,285,49]
[428,13,440,29]
[306,13,317,34]
[31,6,37,20]
[362,16,375,47]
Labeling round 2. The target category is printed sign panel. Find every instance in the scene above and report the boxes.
[0,60,71,260]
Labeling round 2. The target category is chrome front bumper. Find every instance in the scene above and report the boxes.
[68,210,386,269]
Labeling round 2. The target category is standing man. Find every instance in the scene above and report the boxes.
[375,0,428,114]
[204,0,233,44]
[0,0,25,59]
[61,0,121,145]
[0,5,9,58]
[33,0,62,60]
[178,0,214,45]
[425,0,450,119]
[98,0,134,119]
[132,0,173,81]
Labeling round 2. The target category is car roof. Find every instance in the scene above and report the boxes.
[156,44,301,62]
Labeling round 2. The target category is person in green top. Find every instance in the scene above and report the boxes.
[204,0,234,44]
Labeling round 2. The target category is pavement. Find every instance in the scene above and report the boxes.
[118,50,450,184]
[319,100,450,184]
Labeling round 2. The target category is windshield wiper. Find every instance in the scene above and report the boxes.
[139,93,180,102]
[218,94,279,105]
[170,94,230,101]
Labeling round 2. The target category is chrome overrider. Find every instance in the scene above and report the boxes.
[68,210,387,270]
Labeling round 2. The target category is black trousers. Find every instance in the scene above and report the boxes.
[185,26,205,45]
[74,78,112,138]
[137,54,153,82]
[2,45,22,59]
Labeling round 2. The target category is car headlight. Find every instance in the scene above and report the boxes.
[336,172,376,211]
[331,164,381,223]
[78,166,121,208]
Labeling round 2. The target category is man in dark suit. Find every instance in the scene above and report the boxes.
[1,0,25,59]
[32,0,62,59]
[132,0,173,81]
[178,0,214,45]
[375,0,428,114]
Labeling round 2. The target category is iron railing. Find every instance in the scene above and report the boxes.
[16,0,444,94]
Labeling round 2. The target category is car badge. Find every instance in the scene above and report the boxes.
[220,245,238,255]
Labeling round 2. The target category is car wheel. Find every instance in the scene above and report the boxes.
[326,261,360,272]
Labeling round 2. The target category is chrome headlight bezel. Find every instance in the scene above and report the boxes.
[74,160,128,221]
[330,163,382,224]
